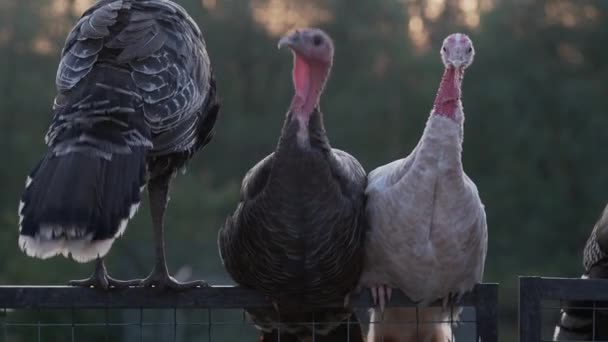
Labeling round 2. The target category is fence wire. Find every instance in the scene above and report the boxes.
[540,300,608,342]
[520,277,608,342]
[0,284,497,342]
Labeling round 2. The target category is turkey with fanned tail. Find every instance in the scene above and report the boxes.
[218,28,367,341]
[18,0,220,290]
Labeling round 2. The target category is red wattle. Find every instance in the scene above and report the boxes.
[293,55,310,103]
[432,67,462,120]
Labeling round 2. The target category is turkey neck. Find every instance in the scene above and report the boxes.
[278,108,330,159]
[432,66,464,121]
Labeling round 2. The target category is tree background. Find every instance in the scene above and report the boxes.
[0,0,606,340]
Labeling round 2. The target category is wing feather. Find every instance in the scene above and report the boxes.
[51,0,215,157]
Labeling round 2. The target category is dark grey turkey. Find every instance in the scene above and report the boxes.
[18,0,220,290]
[554,204,608,340]
[218,28,367,341]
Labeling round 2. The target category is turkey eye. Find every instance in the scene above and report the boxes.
[467,47,472,53]
[313,35,322,46]
[442,47,447,52]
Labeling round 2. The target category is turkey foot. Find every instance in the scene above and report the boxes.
[142,175,207,291]
[138,263,207,291]
[370,285,392,312]
[69,258,139,290]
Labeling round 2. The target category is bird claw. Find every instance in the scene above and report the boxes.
[69,261,138,290]
[69,276,110,290]
[369,285,392,312]
[69,274,138,290]
[138,267,207,291]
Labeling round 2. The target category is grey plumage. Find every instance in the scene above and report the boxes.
[554,204,608,340]
[50,0,213,158]
[19,0,219,286]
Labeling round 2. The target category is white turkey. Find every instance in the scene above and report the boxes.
[359,33,487,342]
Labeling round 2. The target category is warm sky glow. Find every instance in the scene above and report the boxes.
[0,27,11,47]
[51,0,69,16]
[250,0,332,36]
[72,0,94,17]
[460,0,480,27]
[33,0,596,59]
[405,3,429,52]
[408,14,430,51]
[544,1,600,28]
[424,0,445,21]
[32,36,54,55]
[403,0,496,53]
[558,42,584,66]
[202,0,217,11]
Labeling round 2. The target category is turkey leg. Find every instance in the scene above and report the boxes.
[138,175,207,290]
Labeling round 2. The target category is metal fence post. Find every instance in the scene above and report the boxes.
[520,277,542,342]
[475,283,498,342]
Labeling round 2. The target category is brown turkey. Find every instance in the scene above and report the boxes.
[218,28,366,341]
[359,33,487,342]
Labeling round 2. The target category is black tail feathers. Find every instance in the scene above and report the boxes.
[18,148,146,262]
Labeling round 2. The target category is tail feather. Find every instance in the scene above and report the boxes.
[18,148,146,262]
[368,307,458,342]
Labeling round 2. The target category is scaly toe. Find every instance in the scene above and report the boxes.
[378,286,386,312]
[106,277,140,289]
[139,273,207,291]
[370,287,378,306]
[69,277,108,290]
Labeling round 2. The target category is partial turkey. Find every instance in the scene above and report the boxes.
[359,33,487,342]
[218,28,367,341]
[18,0,220,290]
[554,204,608,340]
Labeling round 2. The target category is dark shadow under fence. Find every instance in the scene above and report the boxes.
[0,283,497,341]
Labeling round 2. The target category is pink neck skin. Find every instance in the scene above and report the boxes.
[289,54,330,126]
[432,66,463,120]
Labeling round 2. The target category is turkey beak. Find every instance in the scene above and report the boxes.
[278,31,300,51]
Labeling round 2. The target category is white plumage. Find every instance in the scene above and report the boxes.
[360,33,487,342]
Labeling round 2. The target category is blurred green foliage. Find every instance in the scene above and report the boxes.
[0,0,607,340]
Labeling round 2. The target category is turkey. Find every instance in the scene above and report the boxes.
[18,0,220,290]
[554,204,608,340]
[359,33,487,342]
[218,28,367,341]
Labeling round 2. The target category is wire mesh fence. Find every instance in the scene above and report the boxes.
[0,284,497,341]
[520,277,608,342]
